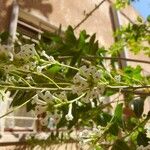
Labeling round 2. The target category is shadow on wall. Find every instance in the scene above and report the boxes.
[0,0,53,31]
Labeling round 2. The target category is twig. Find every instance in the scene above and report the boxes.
[73,0,106,30]
[87,56,150,64]
[57,55,150,64]
[0,85,72,91]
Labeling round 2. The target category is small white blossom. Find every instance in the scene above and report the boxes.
[0,90,12,101]
[114,75,121,82]
[90,99,95,108]
[88,66,97,75]
[65,104,73,121]
[32,95,39,104]
[16,44,36,60]
[145,122,150,138]
[93,70,101,81]
[26,74,34,81]
[41,50,56,64]
[3,65,16,73]
[37,91,54,102]
[58,91,67,100]
[137,144,150,150]
[37,66,43,73]
[65,113,73,121]
[43,91,54,102]
[34,132,50,140]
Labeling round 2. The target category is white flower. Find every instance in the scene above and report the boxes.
[25,134,32,140]
[34,132,49,140]
[72,85,83,95]
[145,121,150,138]
[65,113,73,121]
[80,65,89,77]
[37,91,54,102]
[79,129,89,139]
[137,144,150,150]
[73,73,84,84]
[90,99,95,108]
[56,91,67,100]
[65,104,73,121]
[48,56,56,64]
[0,90,12,101]
[43,91,53,102]
[32,95,39,104]
[114,75,121,82]
[22,64,30,71]
[37,66,43,73]
[93,70,101,81]
[41,50,50,60]
[26,74,33,81]
[88,66,97,75]
[41,50,56,64]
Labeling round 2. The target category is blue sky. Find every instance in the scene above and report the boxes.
[132,0,150,19]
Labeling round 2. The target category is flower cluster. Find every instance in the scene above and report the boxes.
[15,44,37,60]
[26,132,51,141]
[78,126,103,145]
[137,143,150,150]
[0,90,12,102]
[72,65,104,103]
[145,121,150,138]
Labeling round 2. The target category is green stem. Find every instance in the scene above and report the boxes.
[38,72,62,89]
[55,93,86,108]
[10,72,32,87]
[0,85,72,91]
[57,62,79,71]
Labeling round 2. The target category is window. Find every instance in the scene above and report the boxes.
[1,5,63,134]
[17,9,64,43]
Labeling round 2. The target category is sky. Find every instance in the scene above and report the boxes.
[132,0,150,19]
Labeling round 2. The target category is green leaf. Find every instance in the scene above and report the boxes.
[147,15,150,22]
[112,139,130,150]
[78,30,87,49]
[11,90,35,107]
[137,16,143,23]
[47,64,61,74]
[108,123,119,136]
[113,103,123,122]
[65,26,77,46]
[96,112,112,126]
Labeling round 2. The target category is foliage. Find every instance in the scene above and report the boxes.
[0,2,150,149]
[115,0,138,9]
[110,16,150,57]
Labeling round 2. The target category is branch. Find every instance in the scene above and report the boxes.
[0,85,72,91]
[73,0,106,30]
[57,55,150,64]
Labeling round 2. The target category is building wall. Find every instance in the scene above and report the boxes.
[0,1,149,96]
[0,0,138,47]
